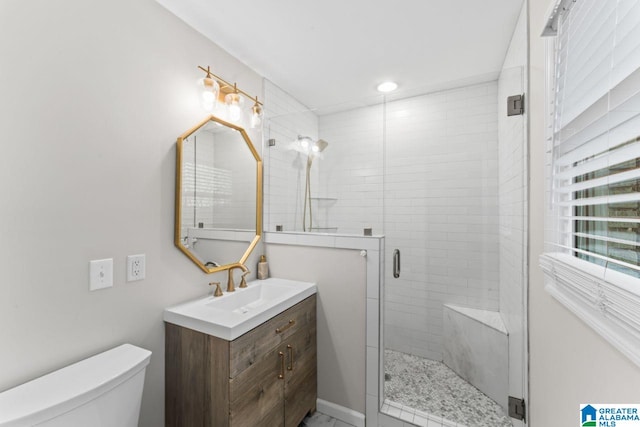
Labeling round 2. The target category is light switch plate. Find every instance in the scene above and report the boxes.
[89,258,113,291]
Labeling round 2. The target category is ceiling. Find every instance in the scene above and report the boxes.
[156,0,524,114]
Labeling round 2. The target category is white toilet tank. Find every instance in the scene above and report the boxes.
[0,344,151,427]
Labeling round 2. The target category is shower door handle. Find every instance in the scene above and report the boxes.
[393,249,400,278]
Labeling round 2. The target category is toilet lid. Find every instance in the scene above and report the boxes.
[0,344,151,426]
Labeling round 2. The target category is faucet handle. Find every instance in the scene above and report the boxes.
[209,281,223,297]
[239,270,251,288]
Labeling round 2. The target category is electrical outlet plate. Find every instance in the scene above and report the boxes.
[127,254,145,282]
[89,258,113,291]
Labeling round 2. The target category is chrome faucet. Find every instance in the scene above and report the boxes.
[227,264,249,292]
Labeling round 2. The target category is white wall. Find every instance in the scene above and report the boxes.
[0,1,262,426]
[266,244,367,414]
[529,0,640,425]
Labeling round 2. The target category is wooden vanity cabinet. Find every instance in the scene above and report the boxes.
[165,295,317,427]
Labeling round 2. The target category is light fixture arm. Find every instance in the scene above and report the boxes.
[197,65,263,106]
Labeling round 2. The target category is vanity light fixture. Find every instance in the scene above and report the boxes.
[377,81,398,93]
[196,65,263,125]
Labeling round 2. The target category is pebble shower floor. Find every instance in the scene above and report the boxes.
[384,350,512,427]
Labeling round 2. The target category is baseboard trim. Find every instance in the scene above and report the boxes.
[316,399,365,427]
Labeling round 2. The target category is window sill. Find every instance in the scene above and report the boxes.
[539,253,640,367]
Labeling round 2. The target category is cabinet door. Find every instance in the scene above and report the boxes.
[165,323,231,427]
[284,322,317,427]
[229,345,285,427]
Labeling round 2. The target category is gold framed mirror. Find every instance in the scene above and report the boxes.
[174,115,262,273]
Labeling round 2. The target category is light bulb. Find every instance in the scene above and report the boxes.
[198,75,220,112]
[250,113,262,128]
[202,91,215,104]
[312,145,320,153]
[224,91,244,122]
[250,101,263,129]
[201,91,215,112]
[229,104,241,122]
[377,81,398,93]
[299,137,311,149]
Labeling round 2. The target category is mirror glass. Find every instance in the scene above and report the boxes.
[175,115,262,273]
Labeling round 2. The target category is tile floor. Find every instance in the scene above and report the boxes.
[381,398,467,427]
[301,349,512,427]
[300,412,356,427]
[384,349,512,427]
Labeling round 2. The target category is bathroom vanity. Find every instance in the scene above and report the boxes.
[164,279,317,427]
[167,81,318,426]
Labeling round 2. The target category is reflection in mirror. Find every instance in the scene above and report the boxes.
[175,116,262,273]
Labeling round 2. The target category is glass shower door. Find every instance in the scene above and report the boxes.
[381,74,527,426]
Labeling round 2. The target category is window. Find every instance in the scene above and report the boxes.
[541,0,640,366]
[573,153,640,278]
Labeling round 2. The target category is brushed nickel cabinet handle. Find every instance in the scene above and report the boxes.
[278,351,285,379]
[276,319,295,334]
[287,345,293,371]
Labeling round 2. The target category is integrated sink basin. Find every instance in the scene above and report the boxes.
[163,277,316,340]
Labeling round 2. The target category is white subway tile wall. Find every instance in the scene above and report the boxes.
[319,82,500,359]
[264,80,319,233]
[498,68,526,311]
[318,106,385,235]
[265,80,501,360]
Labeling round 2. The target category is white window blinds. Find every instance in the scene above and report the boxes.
[541,0,640,368]
[551,0,640,278]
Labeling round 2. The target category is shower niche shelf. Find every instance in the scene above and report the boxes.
[309,227,338,233]
[309,197,337,233]
[310,197,337,202]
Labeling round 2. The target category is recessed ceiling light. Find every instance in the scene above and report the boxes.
[377,81,398,93]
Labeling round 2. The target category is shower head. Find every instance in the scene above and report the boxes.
[289,136,329,156]
[297,135,313,149]
[312,139,328,153]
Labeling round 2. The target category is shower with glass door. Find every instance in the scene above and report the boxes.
[262,1,528,424]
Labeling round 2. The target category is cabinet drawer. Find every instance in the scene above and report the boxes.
[230,295,316,378]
